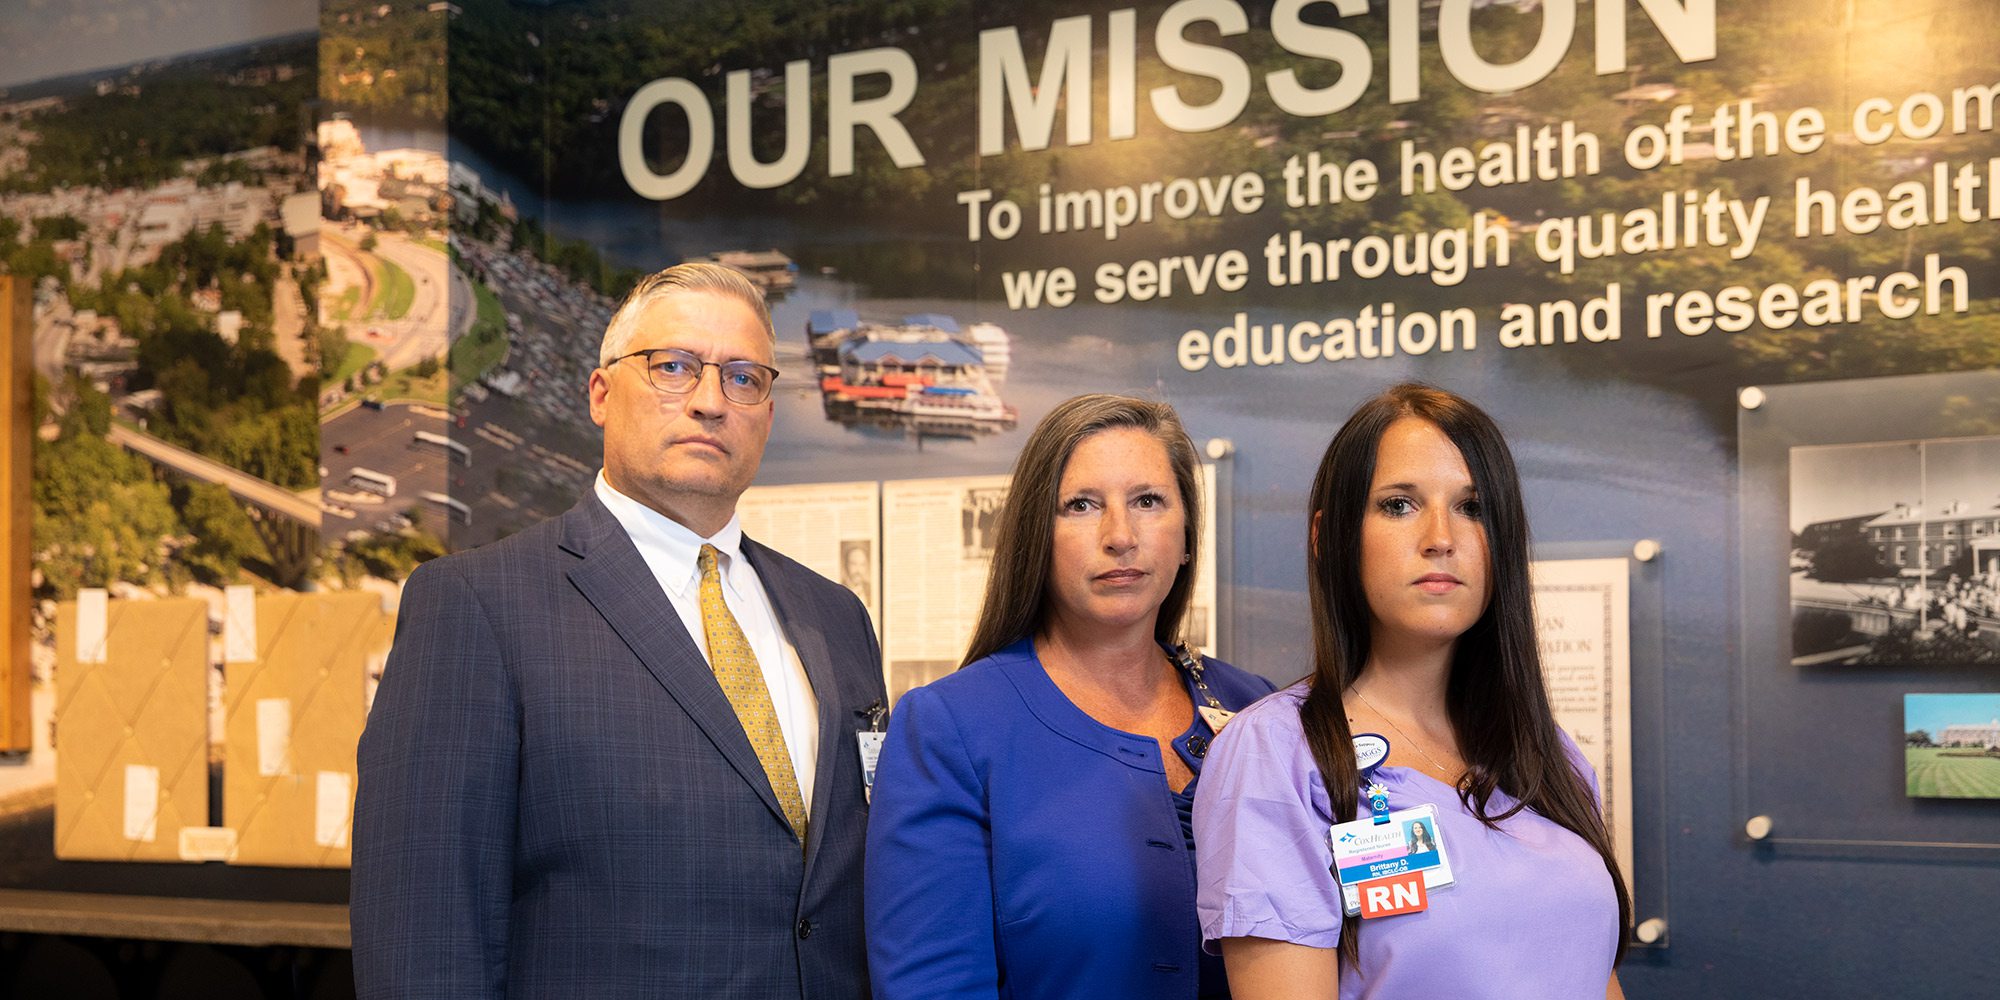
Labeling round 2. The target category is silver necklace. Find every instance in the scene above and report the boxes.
[1351,686,1460,781]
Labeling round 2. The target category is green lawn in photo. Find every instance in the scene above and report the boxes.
[376,258,416,320]
[378,363,449,406]
[449,279,509,386]
[330,341,377,388]
[1905,747,2000,798]
[331,286,361,322]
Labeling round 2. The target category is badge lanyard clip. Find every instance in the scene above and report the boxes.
[857,699,886,733]
[855,700,888,803]
[1172,642,1236,733]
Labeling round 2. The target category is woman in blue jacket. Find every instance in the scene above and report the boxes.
[866,394,1274,1000]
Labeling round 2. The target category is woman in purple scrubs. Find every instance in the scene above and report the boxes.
[1194,383,1630,999]
[866,395,1272,1000]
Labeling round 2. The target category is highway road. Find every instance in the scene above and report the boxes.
[325,226,471,374]
[322,228,375,318]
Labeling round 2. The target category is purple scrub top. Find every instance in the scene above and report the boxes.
[1194,683,1619,999]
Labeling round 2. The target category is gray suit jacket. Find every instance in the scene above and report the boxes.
[352,493,884,999]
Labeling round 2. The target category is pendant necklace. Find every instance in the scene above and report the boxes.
[1351,686,1461,783]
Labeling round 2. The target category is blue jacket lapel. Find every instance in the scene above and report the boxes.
[557,495,794,836]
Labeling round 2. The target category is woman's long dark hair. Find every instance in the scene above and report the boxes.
[1299,383,1631,969]
[962,394,1203,666]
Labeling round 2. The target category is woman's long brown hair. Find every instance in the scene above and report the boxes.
[1300,383,1631,969]
[962,394,1203,666]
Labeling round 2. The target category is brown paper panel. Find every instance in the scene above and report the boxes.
[53,598,210,863]
[224,591,378,868]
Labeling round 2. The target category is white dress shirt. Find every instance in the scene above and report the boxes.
[594,472,819,817]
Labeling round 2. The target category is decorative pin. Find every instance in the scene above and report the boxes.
[1367,781,1392,825]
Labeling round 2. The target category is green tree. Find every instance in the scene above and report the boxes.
[32,215,84,240]
[56,372,112,439]
[1,42,313,193]
[177,482,268,585]
[318,325,355,380]
[30,373,50,428]
[343,528,448,579]
[2,239,64,289]
[1861,624,2000,666]
[212,407,319,490]
[32,435,181,599]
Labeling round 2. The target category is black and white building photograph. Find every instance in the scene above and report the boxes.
[1790,436,2000,667]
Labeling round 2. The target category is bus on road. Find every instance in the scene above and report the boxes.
[414,429,472,467]
[419,490,472,526]
[348,467,398,497]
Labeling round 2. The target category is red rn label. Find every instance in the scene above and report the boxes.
[1357,872,1428,918]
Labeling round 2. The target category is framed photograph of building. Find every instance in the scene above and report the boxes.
[1906,693,2000,799]
[1789,436,2000,668]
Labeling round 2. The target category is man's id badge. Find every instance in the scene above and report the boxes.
[856,731,886,803]
[1328,803,1453,918]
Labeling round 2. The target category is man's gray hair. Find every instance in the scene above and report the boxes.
[598,262,776,368]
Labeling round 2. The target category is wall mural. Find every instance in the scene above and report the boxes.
[3,1,1998,994]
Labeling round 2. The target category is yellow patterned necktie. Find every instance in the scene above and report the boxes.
[697,544,808,842]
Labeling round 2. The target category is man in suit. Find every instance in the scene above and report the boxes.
[352,262,884,999]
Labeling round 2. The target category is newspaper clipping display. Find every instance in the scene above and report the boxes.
[881,474,1013,702]
[737,481,883,632]
[1530,556,1635,889]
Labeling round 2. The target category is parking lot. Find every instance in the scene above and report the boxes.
[320,401,460,538]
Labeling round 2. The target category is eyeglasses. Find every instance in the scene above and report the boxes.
[605,348,780,405]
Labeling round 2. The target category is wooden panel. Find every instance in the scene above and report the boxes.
[0,275,29,754]
[0,889,349,948]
